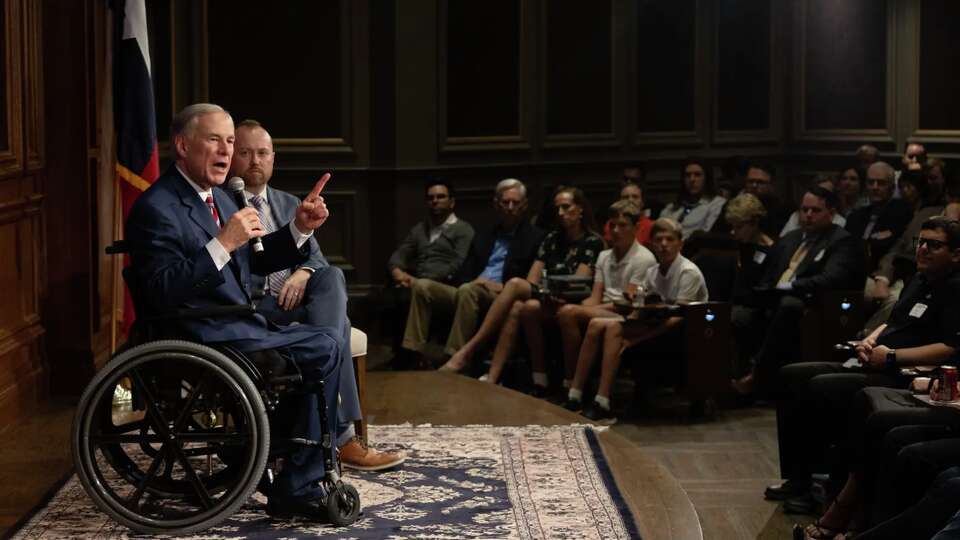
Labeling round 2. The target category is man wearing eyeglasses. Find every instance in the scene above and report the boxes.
[230,119,405,472]
[741,161,791,238]
[385,180,475,367]
[765,215,960,514]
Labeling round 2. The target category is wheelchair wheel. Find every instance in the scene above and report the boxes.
[72,340,270,535]
[326,482,361,526]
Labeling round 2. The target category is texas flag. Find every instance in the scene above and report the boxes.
[113,0,158,336]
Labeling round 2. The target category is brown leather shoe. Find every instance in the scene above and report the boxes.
[339,437,405,472]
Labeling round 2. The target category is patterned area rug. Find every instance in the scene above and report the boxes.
[10,424,639,539]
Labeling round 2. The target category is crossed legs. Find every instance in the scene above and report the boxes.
[443,277,533,372]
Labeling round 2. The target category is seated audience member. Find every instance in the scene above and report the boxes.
[800,384,960,538]
[717,155,749,199]
[623,162,664,219]
[769,216,960,519]
[126,103,341,517]
[926,157,948,207]
[898,168,929,214]
[864,183,960,334]
[557,201,657,398]
[403,178,544,364]
[231,119,403,470]
[732,185,864,397]
[564,218,708,424]
[659,158,727,240]
[780,174,847,237]
[901,142,928,175]
[385,181,474,365]
[846,466,960,540]
[846,162,914,273]
[741,160,792,238]
[603,180,654,246]
[443,186,603,380]
[856,144,879,179]
[837,165,869,218]
[724,193,775,376]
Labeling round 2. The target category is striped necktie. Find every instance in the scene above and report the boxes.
[250,194,289,296]
[777,239,810,286]
[205,195,220,228]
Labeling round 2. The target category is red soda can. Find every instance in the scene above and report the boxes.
[943,366,958,401]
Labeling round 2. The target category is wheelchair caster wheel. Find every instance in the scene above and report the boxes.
[326,483,361,526]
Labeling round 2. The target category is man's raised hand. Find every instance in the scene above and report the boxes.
[217,207,264,252]
[294,173,332,234]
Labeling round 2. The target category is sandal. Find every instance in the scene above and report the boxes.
[792,494,860,540]
[792,520,844,540]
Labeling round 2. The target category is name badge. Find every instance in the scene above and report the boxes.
[753,251,767,264]
[910,303,928,318]
[814,249,825,262]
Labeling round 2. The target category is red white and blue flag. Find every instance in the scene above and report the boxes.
[113,0,158,337]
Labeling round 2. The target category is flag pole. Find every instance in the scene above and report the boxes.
[110,174,121,355]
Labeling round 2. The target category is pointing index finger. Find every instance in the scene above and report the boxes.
[308,173,331,199]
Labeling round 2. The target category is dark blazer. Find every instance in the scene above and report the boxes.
[249,185,329,298]
[455,221,546,285]
[845,198,914,271]
[760,224,865,296]
[125,166,309,343]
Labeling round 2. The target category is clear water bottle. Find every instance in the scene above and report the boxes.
[632,285,645,308]
[540,268,550,296]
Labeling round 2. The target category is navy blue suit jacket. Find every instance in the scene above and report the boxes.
[125,167,309,343]
[249,186,329,297]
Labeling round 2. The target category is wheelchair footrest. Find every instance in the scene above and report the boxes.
[287,437,332,448]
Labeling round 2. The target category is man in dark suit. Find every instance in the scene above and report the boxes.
[229,119,403,471]
[732,185,865,396]
[126,103,340,518]
[846,161,914,272]
[399,178,544,368]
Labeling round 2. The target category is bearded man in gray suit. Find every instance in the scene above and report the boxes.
[230,119,403,471]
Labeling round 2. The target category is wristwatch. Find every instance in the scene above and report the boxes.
[885,348,897,369]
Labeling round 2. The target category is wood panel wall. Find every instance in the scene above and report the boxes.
[5,0,955,421]
[131,0,960,299]
[0,0,44,431]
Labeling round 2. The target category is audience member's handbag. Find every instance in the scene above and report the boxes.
[544,275,593,303]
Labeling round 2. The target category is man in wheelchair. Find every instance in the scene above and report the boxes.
[119,103,351,524]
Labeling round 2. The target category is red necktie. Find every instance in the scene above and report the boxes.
[205,195,221,228]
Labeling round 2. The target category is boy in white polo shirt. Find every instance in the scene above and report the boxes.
[554,200,657,398]
[564,217,708,424]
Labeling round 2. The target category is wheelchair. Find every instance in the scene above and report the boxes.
[71,242,361,535]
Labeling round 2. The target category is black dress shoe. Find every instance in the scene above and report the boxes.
[267,494,328,521]
[764,479,809,501]
[782,493,817,515]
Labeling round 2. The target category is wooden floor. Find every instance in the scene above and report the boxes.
[0,372,804,540]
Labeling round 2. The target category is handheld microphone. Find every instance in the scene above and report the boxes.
[227,176,264,253]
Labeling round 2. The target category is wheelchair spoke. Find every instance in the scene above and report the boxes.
[172,374,211,434]
[126,442,169,509]
[170,444,214,509]
[128,369,174,440]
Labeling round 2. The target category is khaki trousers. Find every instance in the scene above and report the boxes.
[402,279,498,355]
